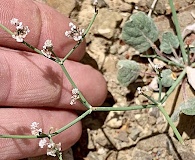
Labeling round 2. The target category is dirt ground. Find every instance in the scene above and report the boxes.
[27,0,195,160]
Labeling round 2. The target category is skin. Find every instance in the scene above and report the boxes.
[0,0,107,159]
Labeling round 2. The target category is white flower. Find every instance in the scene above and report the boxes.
[154,64,163,70]
[30,122,39,130]
[43,39,53,48]
[41,40,53,58]
[65,22,84,41]
[39,138,47,148]
[72,88,79,95]
[69,22,76,31]
[10,18,30,42]
[70,88,80,105]
[137,87,142,94]
[30,122,42,136]
[31,128,42,136]
[47,142,61,157]
[10,18,19,25]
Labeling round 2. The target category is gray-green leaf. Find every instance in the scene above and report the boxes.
[179,98,195,115]
[122,12,159,53]
[160,32,179,54]
[161,69,175,87]
[117,60,140,86]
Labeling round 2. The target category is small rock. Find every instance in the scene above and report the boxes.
[148,115,157,125]
[105,0,133,12]
[129,127,141,141]
[93,8,123,39]
[106,117,123,128]
[87,151,101,160]
[116,130,129,142]
[136,134,168,151]
[132,148,153,160]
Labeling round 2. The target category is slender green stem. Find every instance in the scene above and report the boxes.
[0,109,92,139]
[158,75,162,102]
[61,41,82,63]
[141,54,184,68]
[168,0,187,64]
[158,103,184,144]
[161,69,186,104]
[61,9,98,63]
[51,109,92,136]
[23,41,44,55]
[59,64,91,109]
[92,105,156,111]
[0,23,13,35]
[142,92,158,104]
[0,134,37,139]
[148,0,158,17]
[83,9,98,37]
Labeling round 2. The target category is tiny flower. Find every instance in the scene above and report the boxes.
[72,88,79,95]
[137,87,142,94]
[47,142,61,157]
[154,64,163,70]
[10,18,30,42]
[65,22,84,41]
[39,138,47,148]
[10,18,19,25]
[30,122,42,136]
[30,122,39,129]
[70,88,80,105]
[41,39,53,58]
[43,39,53,49]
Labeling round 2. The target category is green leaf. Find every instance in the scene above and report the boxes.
[122,12,159,53]
[179,98,195,115]
[160,32,179,54]
[117,60,140,86]
[161,69,175,87]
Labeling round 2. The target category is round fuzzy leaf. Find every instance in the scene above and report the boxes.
[117,60,140,86]
[160,32,179,54]
[122,12,159,53]
[161,69,175,87]
[179,98,195,115]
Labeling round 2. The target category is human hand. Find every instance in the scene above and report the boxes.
[0,0,107,159]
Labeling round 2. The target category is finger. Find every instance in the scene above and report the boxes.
[0,0,86,60]
[0,48,107,109]
[0,108,81,159]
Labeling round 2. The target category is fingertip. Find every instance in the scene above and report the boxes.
[0,0,86,60]
[0,108,82,159]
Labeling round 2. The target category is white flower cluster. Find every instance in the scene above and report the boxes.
[41,39,53,58]
[47,141,62,157]
[10,18,30,42]
[31,122,62,157]
[70,88,80,105]
[65,22,84,41]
